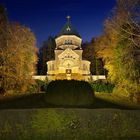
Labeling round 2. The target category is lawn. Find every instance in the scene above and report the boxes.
[95,92,140,109]
[0,108,140,140]
[0,80,140,109]
[0,80,140,140]
[0,92,140,109]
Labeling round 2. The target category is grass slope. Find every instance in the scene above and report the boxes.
[0,108,140,139]
[0,80,140,109]
[0,93,139,109]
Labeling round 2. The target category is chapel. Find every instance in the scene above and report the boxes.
[47,16,91,81]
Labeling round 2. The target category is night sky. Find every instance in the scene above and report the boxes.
[0,0,116,47]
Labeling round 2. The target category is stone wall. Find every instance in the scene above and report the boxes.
[32,75,106,81]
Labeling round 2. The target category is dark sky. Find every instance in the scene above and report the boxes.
[0,0,116,47]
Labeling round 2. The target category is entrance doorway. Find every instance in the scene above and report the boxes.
[66,69,71,80]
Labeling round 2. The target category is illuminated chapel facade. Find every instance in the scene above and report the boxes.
[47,17,91,81]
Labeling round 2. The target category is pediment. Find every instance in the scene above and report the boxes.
[58,48,79,59]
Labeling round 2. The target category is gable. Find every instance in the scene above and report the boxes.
[58,48,79,59]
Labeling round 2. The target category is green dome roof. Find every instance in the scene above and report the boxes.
[57,16,81,38]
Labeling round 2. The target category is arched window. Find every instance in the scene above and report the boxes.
[65,40,68,44]
[49,65,51,71]
[83,64,86,70]
[64,40,72,44]
[69,40,72,44]
[52,64,54,70]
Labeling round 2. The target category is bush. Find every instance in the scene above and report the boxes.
[26,84,38,94]
[45,80,94,106]
[27,80,50,94]
[90,81,114,93]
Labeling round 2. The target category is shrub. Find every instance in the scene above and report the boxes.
[27,80,50,94]
[27,84,38,94]
[90,81,114,93]
[45,80,94,106]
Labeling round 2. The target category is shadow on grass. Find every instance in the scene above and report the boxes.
[0,93,138,110]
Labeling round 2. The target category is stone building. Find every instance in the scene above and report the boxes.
[47,16,91,81]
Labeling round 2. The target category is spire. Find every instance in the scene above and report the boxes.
[66,15,71,23]
[66,16,71,31]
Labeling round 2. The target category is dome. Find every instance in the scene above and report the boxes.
[57,16,81,38]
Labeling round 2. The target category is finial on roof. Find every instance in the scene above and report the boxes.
[57,16,81,37]
[66,16,71,31]
[66,15,71,23]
